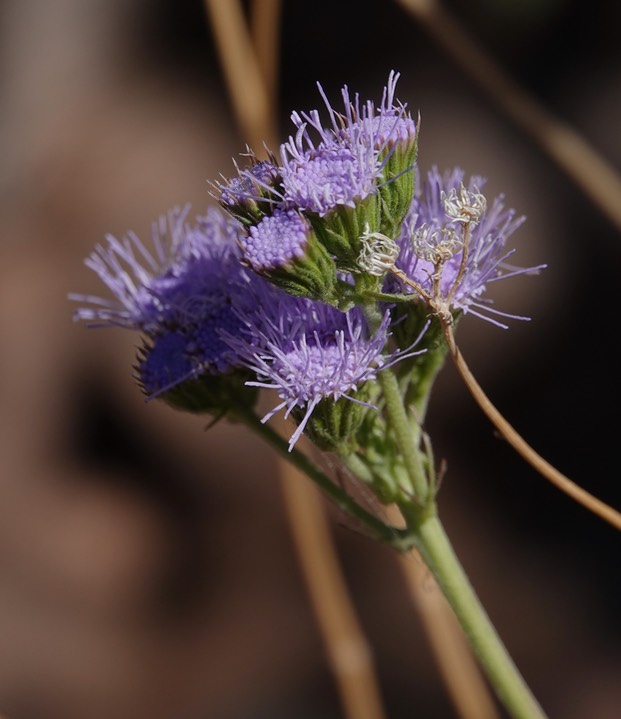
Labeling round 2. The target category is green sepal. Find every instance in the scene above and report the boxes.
[308,194,381,271]
[297,388,372,455]
[348,411,415,504]
[148,370,259,418]
[257,229,341,305]
[377,130,418,238]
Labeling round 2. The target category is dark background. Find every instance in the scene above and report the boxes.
[1,0,620,717]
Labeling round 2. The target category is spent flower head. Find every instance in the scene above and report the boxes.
[394,166,544,327]
[358,224,400,276]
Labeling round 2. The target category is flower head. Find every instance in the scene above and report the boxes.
[138,330,200,397]
[280,141,379,217]
[225,293,397,449]
[394,166,544,327]
[242,208,310,270]
[240,207,340,302]
[72,206,259,390]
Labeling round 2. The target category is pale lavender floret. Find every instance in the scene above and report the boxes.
[242,208,310,270]
[345,70,417,153]
[395,166,545,327]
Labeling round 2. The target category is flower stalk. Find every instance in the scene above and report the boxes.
[404,506,548,719]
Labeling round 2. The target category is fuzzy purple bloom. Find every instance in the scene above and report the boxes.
[343,70,418,154]
[224,289,424,449]
[218,159,280,206]
[72,206,258,392]
[242,208,311,271]
[280,138,380,217]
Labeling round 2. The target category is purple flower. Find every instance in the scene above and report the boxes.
[72,206,258,392]
[70,206,247,331]
[216,157,283,224]
[242,208,311,271]
[225,291,424,449]
[394,166,545,327]
[280,137,380,217]
[345,70,418,155]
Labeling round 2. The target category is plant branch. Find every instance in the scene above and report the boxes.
[442,321,621,532]
[402,507,549,719]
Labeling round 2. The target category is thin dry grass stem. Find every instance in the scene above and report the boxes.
[385,504,500,719]
[396,0,621,235]
[250,0,282,113]
[202,0,277,153]
[442,322,621,532]
[276,432,389,719]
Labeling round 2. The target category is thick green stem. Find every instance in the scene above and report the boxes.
[405,507,548,719]
[233,406,414,551]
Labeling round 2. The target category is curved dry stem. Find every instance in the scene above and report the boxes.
[203,0,277,152]
[396,0,621,235]
[385,505,500,719]
[442,322,621,532]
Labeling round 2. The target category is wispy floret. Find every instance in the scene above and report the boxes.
[350,71,418,159]
[226,297,411,450]
[69,206,193,331]
[395,166,545,327]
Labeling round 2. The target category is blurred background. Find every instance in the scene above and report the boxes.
[1,0,620,717]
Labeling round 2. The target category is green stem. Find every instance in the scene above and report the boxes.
[405,507,548,719]
[233,406,414,551]
[362,301,430,503]
[377,367,430,501]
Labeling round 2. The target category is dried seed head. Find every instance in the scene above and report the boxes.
[442,183,487,225]
[358,225,400,276]
[411,224,463,264]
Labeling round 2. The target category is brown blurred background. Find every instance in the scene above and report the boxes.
[1,1,620,717]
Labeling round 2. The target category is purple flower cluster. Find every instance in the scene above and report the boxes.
[72,71,541,449]
[222,70,419,275]
[70,202,402,445]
